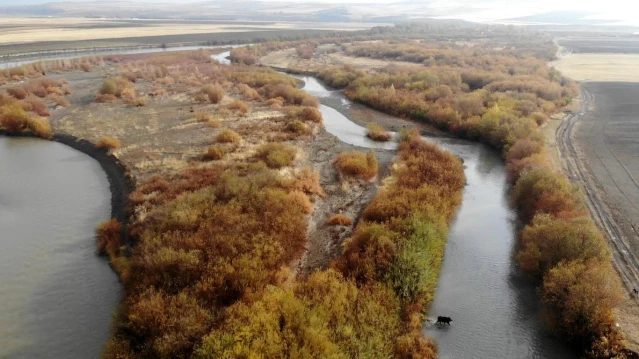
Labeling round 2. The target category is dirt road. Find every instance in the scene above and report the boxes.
[556,84,639,349]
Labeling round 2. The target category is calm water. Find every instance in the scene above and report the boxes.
[295,75,576,359]
[0,137,120,359]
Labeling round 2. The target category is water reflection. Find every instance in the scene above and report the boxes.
[0,137,119,359]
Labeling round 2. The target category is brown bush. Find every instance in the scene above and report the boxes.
[22,96,50,117]
[201,84,225,104]
[95,94,117,103]
[80,62,93,72]
[216,129,241,144]
[193,92,208,104]
[96,136,122,150]
[254,142,297,169]
[207,119,221,128]
[285,119,310,135]
[7,87,28,100]
[227,100,248,115]
[26,116,52,139]
[52,94,70,107]
[0,102,30,133]
[96,219,121,256]
[366,123,392,142]
[327,214,353,226]
[542,259,623,352]
[296,44,316,59]
[203,145,224,160]
[194,112,212,122]
[333,150,378,181]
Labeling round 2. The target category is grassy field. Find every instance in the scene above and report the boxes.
[552,53,639,82]
[0,18,378,46]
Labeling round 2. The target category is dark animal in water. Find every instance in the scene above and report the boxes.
[436,316,452,325]
[633,288,639,295]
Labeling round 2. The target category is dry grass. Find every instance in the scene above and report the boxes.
[552,54,639,82]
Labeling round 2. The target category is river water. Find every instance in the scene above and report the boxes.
[294,75,575,359]
[0,137,120,358]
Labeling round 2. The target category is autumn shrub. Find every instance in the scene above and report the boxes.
[227,99,248,115]
[95,94,117,103]
[262,84,319,107]
[542,259,623,354]
[512,168,586,223]
[216,129,241,144]
[203,145,224,160]
[26,116,52,139]
[207,119,221,128]
[52,94,70,107]
[366,122,392,141]
[96,219,121,256]
[333,150,378,181]
[327,214,353,226]
[96,136,121,150]
[80,62,93,72]
[0,102,30,134]
[22,96,50,116]
[194,112,212,122]
[235,83,261,101]
[100,79,117,95]
[201,84,225,104]
[254,142,297,169]
[296,44,316,59]
[285,119,310,135]
[194,270,409,359]
[517,214,609,278]
[7,87,28,100]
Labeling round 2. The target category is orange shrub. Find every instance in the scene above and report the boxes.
[333,150,378,181]
[96,136,121,149]
[216,129,241,144]
[227,100,248,115]
[203,145,224,160]
[201,84,225,104]
[366,123,392,142]
[327,214,353,226]
[254,142,296,169]
[96,219,121,256]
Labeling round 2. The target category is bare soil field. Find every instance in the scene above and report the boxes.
[562,83,639,350]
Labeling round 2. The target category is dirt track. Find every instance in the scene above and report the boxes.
[556,84,639,349]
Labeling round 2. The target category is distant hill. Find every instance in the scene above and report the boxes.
[505,11,606,25]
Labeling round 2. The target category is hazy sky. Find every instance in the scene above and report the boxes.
[0,0,636,24]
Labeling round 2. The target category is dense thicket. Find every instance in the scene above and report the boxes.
[192,130,465,359]
[317,40,624,357]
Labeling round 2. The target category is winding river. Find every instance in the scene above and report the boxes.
[1,47,575,358]
[294,75,576,359]
[0,137,120,358]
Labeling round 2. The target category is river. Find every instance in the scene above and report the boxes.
[294,75,576,359]
[0,137,120,358]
